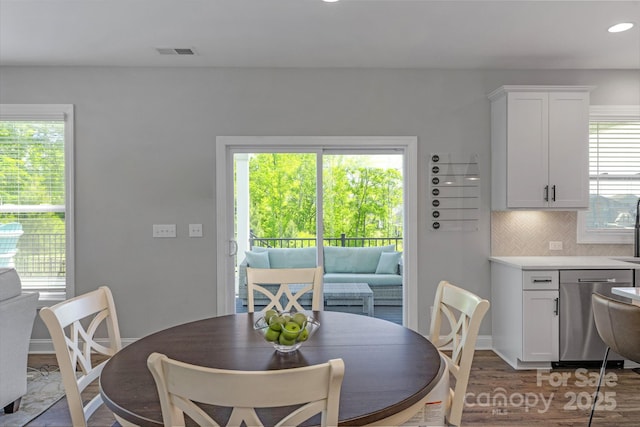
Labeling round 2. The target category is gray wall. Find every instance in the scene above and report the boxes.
[0,67,638,340]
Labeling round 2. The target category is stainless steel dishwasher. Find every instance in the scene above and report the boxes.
[557,269,633,367]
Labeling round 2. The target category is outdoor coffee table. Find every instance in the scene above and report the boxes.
[322,282,374,317]
[288,282,375,316]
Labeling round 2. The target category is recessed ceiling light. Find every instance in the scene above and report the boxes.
[608,22,634,33]
[323,0,340,2]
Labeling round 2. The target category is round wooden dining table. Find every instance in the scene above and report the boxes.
[100,311,444,426]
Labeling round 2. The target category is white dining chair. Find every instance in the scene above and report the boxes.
[246,266,324,313]
[428,280,490,426]
[147,352,345,427]
[39,286,124,427]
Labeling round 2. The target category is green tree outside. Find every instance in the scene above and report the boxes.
[247,153,403,245]
[0,121,66,275]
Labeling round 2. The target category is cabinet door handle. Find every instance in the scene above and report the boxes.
[552,185,556,202]
[533,279,553,283]
[554,297,559,316]
[544,185,549,202]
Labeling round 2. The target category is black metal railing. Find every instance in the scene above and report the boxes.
[249,232,403,251]
[14,233,66,278]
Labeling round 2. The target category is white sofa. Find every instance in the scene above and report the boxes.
[0,268,38,413]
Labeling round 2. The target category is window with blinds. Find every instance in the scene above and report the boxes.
[578,106,640,243]
[0,105,74,297]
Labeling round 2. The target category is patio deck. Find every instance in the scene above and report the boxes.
[235,298,402,325]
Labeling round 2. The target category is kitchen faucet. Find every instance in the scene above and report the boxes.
[635,197,640,257]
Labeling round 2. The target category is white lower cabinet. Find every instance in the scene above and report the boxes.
[522,290,559,361]
[492,263,559,369]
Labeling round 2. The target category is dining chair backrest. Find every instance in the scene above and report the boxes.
[428,280,490,427]
[592,293,640,363]
[246,266,324,313]
[589,293,640,426]
[147,352,345,427]
[39,286,122,427]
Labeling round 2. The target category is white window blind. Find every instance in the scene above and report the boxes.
[578,106,640,243]
[0,104,74,298]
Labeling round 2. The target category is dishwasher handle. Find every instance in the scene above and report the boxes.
[577,278,619,283]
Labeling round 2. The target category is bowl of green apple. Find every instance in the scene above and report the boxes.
[254,309,320,353]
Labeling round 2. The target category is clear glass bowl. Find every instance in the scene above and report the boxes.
[254,310,320,353]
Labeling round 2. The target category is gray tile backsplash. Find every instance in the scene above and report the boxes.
[491,211,633,256]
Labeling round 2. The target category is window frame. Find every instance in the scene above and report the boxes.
[0,104,75,303]
[577,105,640,244]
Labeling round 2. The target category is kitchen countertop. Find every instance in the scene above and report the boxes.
[612,287,640,305]
[490,256,640,270]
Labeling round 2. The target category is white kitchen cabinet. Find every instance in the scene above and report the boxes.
[522,290,559,362]
[491,263,559,369]
[489,85,592,210]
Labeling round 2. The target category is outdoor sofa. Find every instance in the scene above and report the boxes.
[238,245,402,307]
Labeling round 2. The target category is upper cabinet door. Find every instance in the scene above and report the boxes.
[547,91,590,208]
[490,85,592,210]
[506,91,549,208]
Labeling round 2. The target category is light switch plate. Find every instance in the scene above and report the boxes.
[189,224,203,237]
[153,224,176,238]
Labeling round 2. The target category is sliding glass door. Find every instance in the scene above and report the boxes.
[216,137,417,327]
[234,151,318,313]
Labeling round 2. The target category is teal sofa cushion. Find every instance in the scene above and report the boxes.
[323,245,394,274]
[262,247,317,268]
[244,250,270,268]
[375,251,401,274]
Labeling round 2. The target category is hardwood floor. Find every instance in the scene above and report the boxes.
[23,354,116,427]
[462,351,640,426]
[24,351,639,426]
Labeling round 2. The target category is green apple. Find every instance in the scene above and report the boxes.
[264,327,280,342]
[278,333,296,346]
[281,321,301,340]
[264,309,278,324]
[268,316,285,331]
[298,328,309,341]
[292,312,307,327]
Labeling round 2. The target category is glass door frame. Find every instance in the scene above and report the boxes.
[215,136,418,329]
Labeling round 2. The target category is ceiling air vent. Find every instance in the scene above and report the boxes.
[156,48,197,56]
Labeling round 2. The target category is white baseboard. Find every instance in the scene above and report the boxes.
[33,335,637,371]
[31,335,494,354]
[419,334,493,351]
[29,338,138,354]
[476,335,493,350]
[29,339,57,354]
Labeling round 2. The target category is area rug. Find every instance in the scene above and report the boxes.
[0,370,65,427]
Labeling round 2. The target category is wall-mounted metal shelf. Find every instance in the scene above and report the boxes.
[429,153,480,231]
